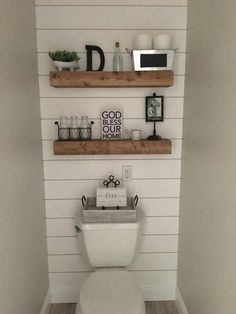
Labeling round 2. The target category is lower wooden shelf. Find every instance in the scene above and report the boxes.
[53,139,171,155]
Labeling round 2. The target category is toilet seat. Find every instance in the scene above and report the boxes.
[78,269,145,314]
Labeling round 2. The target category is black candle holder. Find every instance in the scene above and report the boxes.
[147,122,162,140]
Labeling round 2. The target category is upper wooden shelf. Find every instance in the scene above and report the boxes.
[53,139,171,155]
[50,71,174,88]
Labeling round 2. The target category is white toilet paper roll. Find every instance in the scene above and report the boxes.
[153,34,172,50]
[134,34,152,50]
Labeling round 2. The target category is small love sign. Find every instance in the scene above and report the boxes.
[96,188,127,207]
[101,110,123,140]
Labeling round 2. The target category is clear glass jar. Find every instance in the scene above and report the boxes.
[69,116,80,140]
[80,116,92,140]
[57,116,70,140]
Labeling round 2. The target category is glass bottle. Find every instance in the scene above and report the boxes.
[69,116,80,140]
[113,42,123,72]
[58,116,70,140]
[80,116,92,140]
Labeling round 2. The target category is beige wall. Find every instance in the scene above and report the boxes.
[178,1,236,313]
[0,1,48,314]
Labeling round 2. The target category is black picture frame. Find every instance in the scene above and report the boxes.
[145,94,164,122]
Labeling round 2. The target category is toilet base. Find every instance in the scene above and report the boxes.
[76,301,146,314]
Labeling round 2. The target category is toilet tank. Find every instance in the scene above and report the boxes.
[75,209,144,267]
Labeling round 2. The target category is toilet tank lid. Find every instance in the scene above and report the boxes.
[75,208,144,231]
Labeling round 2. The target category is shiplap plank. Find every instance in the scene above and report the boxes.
[45,179,180,199]
[40,97,184,119]
[139,198,179,216]
[130,253,177,270]
[36,6,187,30]
[42,139,182,160]
[48,253,177,272]
[49,272,90,289]
[48,255,92,272]
[45,198,179,218]
[135,270,177,287]
[46,216,179,236]
[39,76,185,98]
[36,0,188,6]
[46,218,75,236]
[38,52,185,75]
[37,30,187,53]
[47,235,178,255]
[141,235,178,253]
[144,217,179,235]
[49,271,177,289]
[44,160,181,180]
[41,118,183,140]
[47,236,82,255]
[45,199,82,218]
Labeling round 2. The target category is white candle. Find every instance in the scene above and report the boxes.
[131,130,141,141]
[133,34,152,50]
[153,34,172,50]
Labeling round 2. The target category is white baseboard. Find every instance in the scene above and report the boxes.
[50,286,176,303]
[176,288,189,314]
[40,290,51,314]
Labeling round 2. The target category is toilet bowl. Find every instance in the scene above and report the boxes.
[77,269,145,314]
[75,208,145,314]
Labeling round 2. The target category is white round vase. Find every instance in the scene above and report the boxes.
[53,60,79,71]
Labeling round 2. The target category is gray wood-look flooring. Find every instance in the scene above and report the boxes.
[48,301,179,314]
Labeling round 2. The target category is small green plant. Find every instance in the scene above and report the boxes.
[49,50,80,62]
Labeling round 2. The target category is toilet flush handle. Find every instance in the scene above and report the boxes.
[74,225,81,233]
[82,195,87,208]
[134,195,139,207]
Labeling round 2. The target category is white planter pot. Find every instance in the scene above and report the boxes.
[53,61,79,71]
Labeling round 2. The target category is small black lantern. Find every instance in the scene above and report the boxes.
[145,93,164,140]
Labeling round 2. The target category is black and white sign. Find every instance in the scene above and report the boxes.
[96,188,127,207]
[101,110,123,140]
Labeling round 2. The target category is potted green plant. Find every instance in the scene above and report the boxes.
[49,50,81,71]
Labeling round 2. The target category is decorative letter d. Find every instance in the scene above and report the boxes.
[85,45,105,71]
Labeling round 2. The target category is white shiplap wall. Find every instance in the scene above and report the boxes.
[35,0,187,302]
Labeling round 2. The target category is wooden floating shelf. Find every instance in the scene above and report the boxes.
[53,139,172,155]
[50,71,174,88]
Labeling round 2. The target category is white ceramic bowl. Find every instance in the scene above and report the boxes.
[53,60,79,71]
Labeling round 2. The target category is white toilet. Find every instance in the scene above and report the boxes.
[75,209,146,314]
